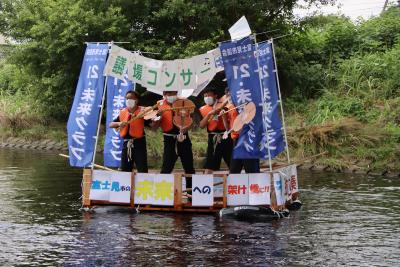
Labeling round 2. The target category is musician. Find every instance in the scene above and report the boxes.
[199,88,233,173]
[109,90,148,173]
[150,91,195,187]
[225,88,260,173]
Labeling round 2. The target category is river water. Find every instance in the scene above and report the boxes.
[0,148,399,266]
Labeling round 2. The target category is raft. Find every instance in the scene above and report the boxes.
[81,164,301,219]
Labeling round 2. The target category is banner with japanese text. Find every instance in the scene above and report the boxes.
[67,43,108,167]
[257,41,285,158]
[220,37,285,160]
[104,44,219,96]
[220,36,266,159]
[103,75,134,167]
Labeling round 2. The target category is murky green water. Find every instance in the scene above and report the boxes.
[0,148,399,266]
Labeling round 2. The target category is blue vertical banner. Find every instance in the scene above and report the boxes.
[257,41,285,158]
[103,75,134,167]
[220,36,265,159]
[67,44,109,167]
[220,37,285,159]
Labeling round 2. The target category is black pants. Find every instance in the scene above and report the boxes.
[120,137,148,173]
[161,134,195,188]
[229,139,260,174]
[204,133,233,170]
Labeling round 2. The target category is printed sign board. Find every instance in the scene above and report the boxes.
[227,174,249,206]
[192,174,214,207]
[134,173,174,206]
[248,173,271,205]
[90,170,131,204]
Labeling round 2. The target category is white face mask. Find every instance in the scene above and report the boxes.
[126,99,137,109]
[204,96,214,106]
[166,95,177,103]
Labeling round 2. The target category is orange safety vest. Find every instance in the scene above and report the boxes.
[199,105,227,132]
[119,107,145,138]
[226,103,240,140]
[158,100,174,133]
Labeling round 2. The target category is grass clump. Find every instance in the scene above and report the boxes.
[0,90,47,138]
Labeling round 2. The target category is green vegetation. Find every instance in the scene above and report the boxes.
[0,1,399,171]
[280,8,400,170]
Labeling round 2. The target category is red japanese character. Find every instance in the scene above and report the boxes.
[238,185,247,194]
[290,175,297,190]
[250,184,260,193]
[228,185,238,195]
[260,186,270,193]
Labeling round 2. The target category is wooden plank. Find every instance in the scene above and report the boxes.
[147,169,230,176]
[130,172,135,208]
[82,168,92,207]
[139,206,219,213]
[222,174,227,208]
[270,172,278,210]
[174,173,182,209]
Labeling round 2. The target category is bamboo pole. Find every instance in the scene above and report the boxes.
[254,34,273,171]
[91,75,109,171]
[59,153,115,171]
[264,151,328,170]
[271,38,291,164]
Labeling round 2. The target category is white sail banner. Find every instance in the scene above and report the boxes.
[104,44,223,96]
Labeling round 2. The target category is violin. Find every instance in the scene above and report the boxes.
[222,101,256,139]
[117,103,159,131]
[207,95,230,123]
[172,99,196,142]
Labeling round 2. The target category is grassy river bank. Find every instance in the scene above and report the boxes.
[1,107,398,172]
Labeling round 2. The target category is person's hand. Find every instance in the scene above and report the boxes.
[208,109,217,116]
[119,121,128,128]
[152,115,161,122]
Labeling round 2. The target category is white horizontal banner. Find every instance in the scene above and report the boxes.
[104,44,222,96]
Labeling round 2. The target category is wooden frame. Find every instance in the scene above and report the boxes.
[82,167,299,213]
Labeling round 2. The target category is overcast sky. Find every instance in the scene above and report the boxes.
[294,0,395,20]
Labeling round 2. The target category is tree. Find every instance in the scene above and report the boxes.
[0,0,335,119]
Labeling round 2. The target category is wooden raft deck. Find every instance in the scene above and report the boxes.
[82,168,292,214]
